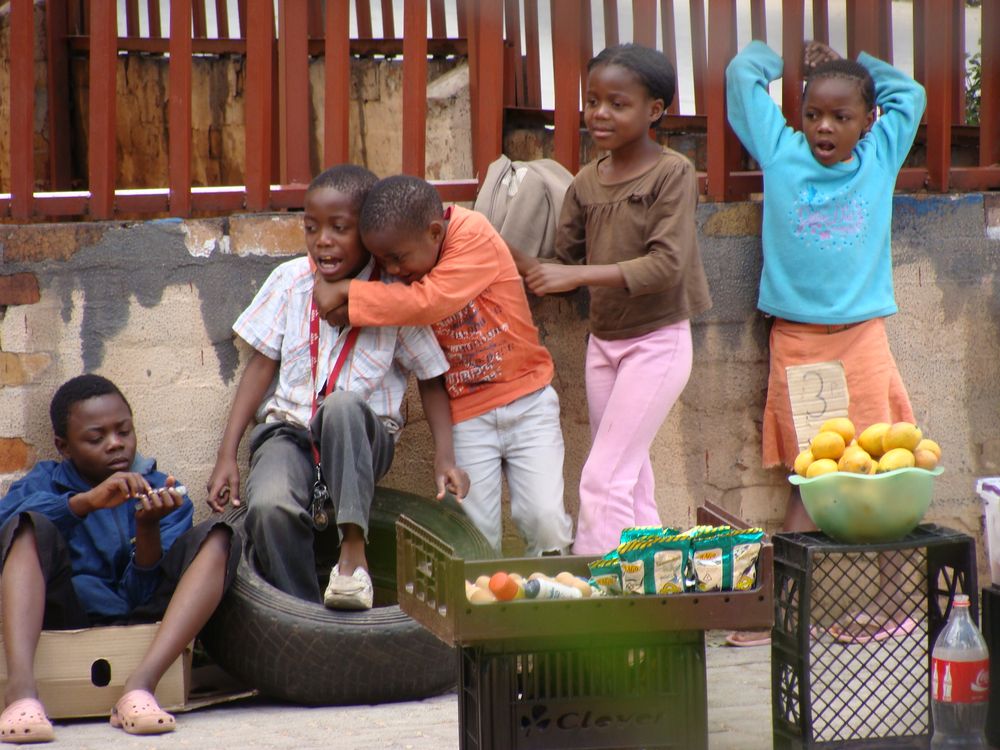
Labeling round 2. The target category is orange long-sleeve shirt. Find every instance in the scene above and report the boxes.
[348,206,554,424]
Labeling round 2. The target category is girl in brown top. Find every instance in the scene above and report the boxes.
[525,44,711,555]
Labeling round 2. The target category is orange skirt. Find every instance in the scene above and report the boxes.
[762,317,914,470]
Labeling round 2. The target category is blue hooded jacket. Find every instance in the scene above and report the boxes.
[0,456,193,620]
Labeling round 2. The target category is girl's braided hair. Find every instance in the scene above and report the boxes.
[588,44,676,125]
[804,59,876,111]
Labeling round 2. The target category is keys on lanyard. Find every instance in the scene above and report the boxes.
[310,464,332,531]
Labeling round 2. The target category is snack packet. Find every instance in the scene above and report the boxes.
[731,529,765,590]
[688,528,765,591]
[619,525,680,544]
[587,555,623,595]
[617,533,689,595]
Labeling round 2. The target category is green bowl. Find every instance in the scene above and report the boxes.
[788,466,944,544]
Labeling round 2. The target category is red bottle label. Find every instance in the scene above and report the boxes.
[932,658,990,703]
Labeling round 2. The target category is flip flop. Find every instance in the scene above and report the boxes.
[109,689,176,735]
[0,698,54,744]
[830,614,918,645]
[725,629,772,647]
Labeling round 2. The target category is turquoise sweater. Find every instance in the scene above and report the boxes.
[726,41,926,324]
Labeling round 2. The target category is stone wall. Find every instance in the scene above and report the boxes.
[2,195,999,572]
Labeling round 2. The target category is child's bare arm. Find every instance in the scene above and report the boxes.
[207,350,278,511]
[803,40,840,71]
[417,376,470,500]
[509,247,542,277]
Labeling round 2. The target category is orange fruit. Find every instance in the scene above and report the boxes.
[838,446,874,474]
[882,422,923,453]
[806,458,839,478]
[810,431,846,461]
[820,417,855,445]
[794,449,814,477]
[857,423,890,458]
[916,438,942,460]
[877,447,916,473]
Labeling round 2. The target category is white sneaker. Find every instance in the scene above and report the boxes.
[323,564,373,610]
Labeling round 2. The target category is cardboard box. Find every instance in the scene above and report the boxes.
[0,624,189,719]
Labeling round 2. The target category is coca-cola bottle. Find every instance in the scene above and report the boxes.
[930,594,990,748]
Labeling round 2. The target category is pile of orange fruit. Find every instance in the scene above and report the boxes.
[794,417,942,478]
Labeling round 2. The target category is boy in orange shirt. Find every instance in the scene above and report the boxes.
[315,175,573,555]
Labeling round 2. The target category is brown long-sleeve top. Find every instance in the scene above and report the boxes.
[556,148,712,341]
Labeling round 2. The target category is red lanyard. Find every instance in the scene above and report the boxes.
[308,266,379,462]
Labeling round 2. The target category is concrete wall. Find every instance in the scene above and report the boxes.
[2,194,999,572]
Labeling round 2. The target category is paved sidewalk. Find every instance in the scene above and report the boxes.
[28,632,774,750]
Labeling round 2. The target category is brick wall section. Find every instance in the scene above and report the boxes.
[0,438,36,474]
[0,273,40,306]
[0,352,52,387]
[0,225,107,263]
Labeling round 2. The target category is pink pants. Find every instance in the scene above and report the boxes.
[571,320,693,556]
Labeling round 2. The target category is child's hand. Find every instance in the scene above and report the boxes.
[134,477,186,524]
[803,40,840,71]
[76,471,153,514]
[435,460,470,501]
[207,457,241,512]
[324,304,350,328]
[524,264,580,296]
[313,275,350,320]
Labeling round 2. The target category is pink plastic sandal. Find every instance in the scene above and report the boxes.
[109,690,176,735]
[0,698,54,744]
[830,614,918,645]
[725,629,772,647]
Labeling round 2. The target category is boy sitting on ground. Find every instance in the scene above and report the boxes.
[0,374,240,742]
[207,164,467,610]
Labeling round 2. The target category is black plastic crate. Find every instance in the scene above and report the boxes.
[396,502,773,750]
[459,631,707,750]
[983,585,1000,748]
[772,524,977,749]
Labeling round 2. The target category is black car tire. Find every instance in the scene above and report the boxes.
[201,487,492,705]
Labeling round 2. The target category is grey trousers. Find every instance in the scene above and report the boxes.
[244,391,395,602]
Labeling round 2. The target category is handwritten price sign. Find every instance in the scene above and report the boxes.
[786,360,850,452]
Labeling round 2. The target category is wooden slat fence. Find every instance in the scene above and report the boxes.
[3,0,999,221]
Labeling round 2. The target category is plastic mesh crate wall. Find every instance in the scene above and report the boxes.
[983,585,1000,747]
[771,525,977,749]
[458,631,707,750]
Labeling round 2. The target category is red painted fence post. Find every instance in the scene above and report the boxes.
[88,0,118,219]
[325,0,352,167]
[923,0,954,190]
[981,0,1000,167]
[246,0,275,211]
[402,0,429,176]
[278,1,311,185]
[551,0,582,174]
[169,0,193,217]
[706,0,740,201]
[10,0,35,219]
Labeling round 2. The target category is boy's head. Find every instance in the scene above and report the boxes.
[304,164,378,282]
[802,60,876,166]
[587,44,676,129]
[358,175,445,284]
[50,374,136,486]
